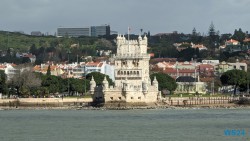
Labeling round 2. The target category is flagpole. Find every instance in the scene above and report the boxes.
[128,27,130,52]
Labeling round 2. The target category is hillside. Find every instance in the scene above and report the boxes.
[0,31,116,64]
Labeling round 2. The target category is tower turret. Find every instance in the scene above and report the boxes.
[143,35,148,45]
[102,76,109,90]
[152,76,158,90]
[90,76,96,94]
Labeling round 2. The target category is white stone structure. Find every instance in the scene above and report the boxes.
[90,35,161,104]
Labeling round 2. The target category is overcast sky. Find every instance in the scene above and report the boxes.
[1,0,250,35]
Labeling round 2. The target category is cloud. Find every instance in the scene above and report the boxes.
[0,0,249,34]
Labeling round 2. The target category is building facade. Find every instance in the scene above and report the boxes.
[57,27,90,37]
[57,25,110,37]
[175,76,207,94]
[90,35,161,104]
[91,25,110,37]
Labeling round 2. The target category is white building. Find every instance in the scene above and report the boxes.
[90,35,161,105]
[4,64,19,81]
[85,61,115,81]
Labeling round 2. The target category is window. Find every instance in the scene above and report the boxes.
[138,97,141,100]
[131,97,134,99]
[118,97,121,100]
[110,97,113,100]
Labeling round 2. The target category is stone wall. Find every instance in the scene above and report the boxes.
[0,98,93,107]
[163,97,239,106]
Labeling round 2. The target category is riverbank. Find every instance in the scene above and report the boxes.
[1,103,250,110]
[0,97,249,110]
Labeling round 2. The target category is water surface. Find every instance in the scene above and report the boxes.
[0,109,249,141]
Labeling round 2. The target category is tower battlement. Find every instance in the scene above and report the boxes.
[116,35,148,55]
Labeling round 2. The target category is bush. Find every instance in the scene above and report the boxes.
[238,98,250,105]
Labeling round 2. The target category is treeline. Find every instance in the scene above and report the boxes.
[0,31,116,64]
[149,24,250,61]
[1,25,250,64]
[0,68,113,98]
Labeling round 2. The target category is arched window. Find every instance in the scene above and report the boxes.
[127,71,129,75]
[118,71,120,75]
[137,71,139,76]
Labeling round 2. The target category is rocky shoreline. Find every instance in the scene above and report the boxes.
[1,104,250,111]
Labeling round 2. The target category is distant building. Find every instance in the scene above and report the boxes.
[202,60,220,64]
[175,76,206,94]
[31,31,42,36]
[57,27,90,37]
[111,31,118,35]
[91,25,110,37]
[57,25,110,37]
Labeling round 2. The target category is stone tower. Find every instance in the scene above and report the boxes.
[91,34,160,105]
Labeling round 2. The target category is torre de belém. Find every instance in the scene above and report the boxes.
[90,34,161,106]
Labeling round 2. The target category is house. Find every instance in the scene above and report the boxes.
[4,64,19,81]
[175,76,206,94]
[197,64,214,77]
[85,61,115,81]
[225,39,240,46]
[228,59,247,72]
[33,64,64,77]
[162,68,197,79]
[214,61,234,75]
[191,43,207,51]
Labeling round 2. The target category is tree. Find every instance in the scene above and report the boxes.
[208,22,216,36]
[68,78,90,96]
[29,44,37,55]
[232,28,246,44]
[86,72,114,86]
[150,73,177,95]
[192,27,197,36]
[207,22,220,49]
[46,65,51,76]
[41,75,60,95]
[220,69,247,95]
[8,67,41,97]
[0,70,8,94]
[178,47,197,61]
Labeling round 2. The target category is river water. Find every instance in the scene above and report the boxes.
[0,109,250,141]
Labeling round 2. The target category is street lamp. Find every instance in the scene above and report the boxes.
[67,50,71,96]
[84,66,86,96]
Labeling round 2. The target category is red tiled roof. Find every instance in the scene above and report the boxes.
[163,68,195,73]
[226,39,239,43]
[198,64,214,68]
[86,62,103,67]
[200,77,214,82]
[243,38,250,42]
[150,58,177,64]
[98,63,103,67]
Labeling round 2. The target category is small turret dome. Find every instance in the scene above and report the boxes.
[153,76,158,84]
[90,76,96,85]
[138,35,142,40]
